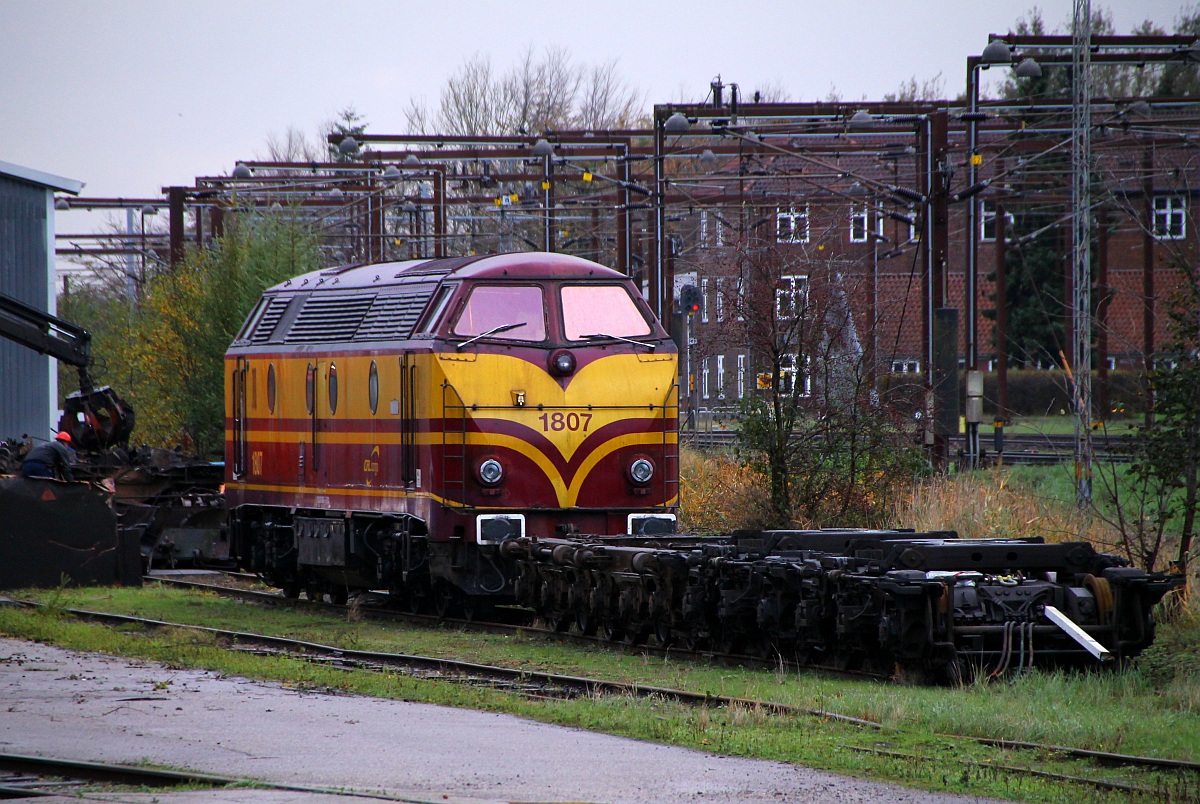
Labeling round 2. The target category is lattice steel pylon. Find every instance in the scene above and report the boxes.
[1072,0,1094,506]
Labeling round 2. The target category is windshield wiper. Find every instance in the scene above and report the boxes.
[582,333,655,351]
[456,322,525,350]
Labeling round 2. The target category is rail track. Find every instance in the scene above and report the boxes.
[683,429,1139,464]
[5,587,1199,798]
[143,573,888,680]
[0,752,453,801]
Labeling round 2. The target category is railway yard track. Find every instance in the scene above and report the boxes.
[0,752,449,801]
[5,575,1199,798]
[684,430,1139,464]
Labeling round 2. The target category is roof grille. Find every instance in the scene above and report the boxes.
[356,286,436,340]
[248,297,291,343]
[287,295,375,342]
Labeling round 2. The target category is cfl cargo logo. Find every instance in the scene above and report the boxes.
[363,446,380,485]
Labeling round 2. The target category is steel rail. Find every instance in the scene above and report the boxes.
[146,576,888,681]
[2,597,879,729]
[6,594,1198,780]
[0,752,451,802]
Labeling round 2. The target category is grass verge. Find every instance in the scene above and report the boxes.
[3,584,1199,803]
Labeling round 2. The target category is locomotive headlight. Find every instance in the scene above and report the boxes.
[477,457,504,486]
[549,349,576,377]
[628,457,655,485]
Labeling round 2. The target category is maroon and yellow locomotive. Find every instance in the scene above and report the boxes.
[225,252,678,609]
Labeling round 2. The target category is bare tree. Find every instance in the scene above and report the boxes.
[407,48,645,136]
[259,125,323,164]
[577,60,647,128]
[697,217,923,527]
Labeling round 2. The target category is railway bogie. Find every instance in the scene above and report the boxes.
[501,529,1182,680]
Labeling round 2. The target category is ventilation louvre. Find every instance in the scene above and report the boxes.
[248,297,292,343]
[287,295,375,343]
[356,286,436,340]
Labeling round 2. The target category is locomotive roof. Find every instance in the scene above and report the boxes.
[266,252,626,295]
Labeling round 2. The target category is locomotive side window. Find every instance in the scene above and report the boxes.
[561,285,652,340]
[452,285,546,341]
[267,363,277,414]
[328,364,339,415]
[305,363,315,415]
[368,360,379,414]
[415,284,455,334]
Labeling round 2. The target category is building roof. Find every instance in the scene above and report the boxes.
[0,160,83,194]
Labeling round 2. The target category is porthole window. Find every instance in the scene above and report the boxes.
[368,360,379,414]
[328,364,339,415]
[305,363,315,414]
[267,364,277,414]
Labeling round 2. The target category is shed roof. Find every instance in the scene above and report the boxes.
[0,160,83,194]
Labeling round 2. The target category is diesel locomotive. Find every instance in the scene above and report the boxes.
[226,252,1181,679]
[225,252,679,611]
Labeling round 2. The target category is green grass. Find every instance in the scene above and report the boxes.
[4,584,1200,803]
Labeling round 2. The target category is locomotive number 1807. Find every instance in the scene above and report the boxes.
[538,412,592,432]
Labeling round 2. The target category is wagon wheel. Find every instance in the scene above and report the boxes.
[327,586,349,606]
[600,619,626,642]
[716,627,746,656]
[624,624,649,646]
[653,620,675,648]
[280,579,301,600]
[576,609,598,636]
[680,630,709,653]
[546,614,572,633]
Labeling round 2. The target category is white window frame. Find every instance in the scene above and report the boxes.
[701,358,710,400]
[980,200,1015,242]
[735,276,745,321]
[775,274,809,319]
[776,205,810,244]
[716,354,725,400]
[737,354,746,398]
[1153,195,1187,240]
[849,203,869,243]
[779,353,811,398]
[699,209,709,245]
[700,277,709,323]
[715,277,725,322]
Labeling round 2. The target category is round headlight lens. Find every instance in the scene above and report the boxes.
[550,350,576,377]
[629,458,654,484]
[478,458,504,486]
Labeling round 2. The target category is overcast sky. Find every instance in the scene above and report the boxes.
[1,0,1192,206]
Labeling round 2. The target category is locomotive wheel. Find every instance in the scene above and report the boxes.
[433,581,461,620]
[546,614,572,632]
[653,621,675,648]
[280,579,301,600]
[327,587,349,606]
[462,596,493,623]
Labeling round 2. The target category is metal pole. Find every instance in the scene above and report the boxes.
[1071,0,1094,506]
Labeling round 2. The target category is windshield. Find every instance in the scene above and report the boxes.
[452,285,546,342]
[561,285,652,340]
